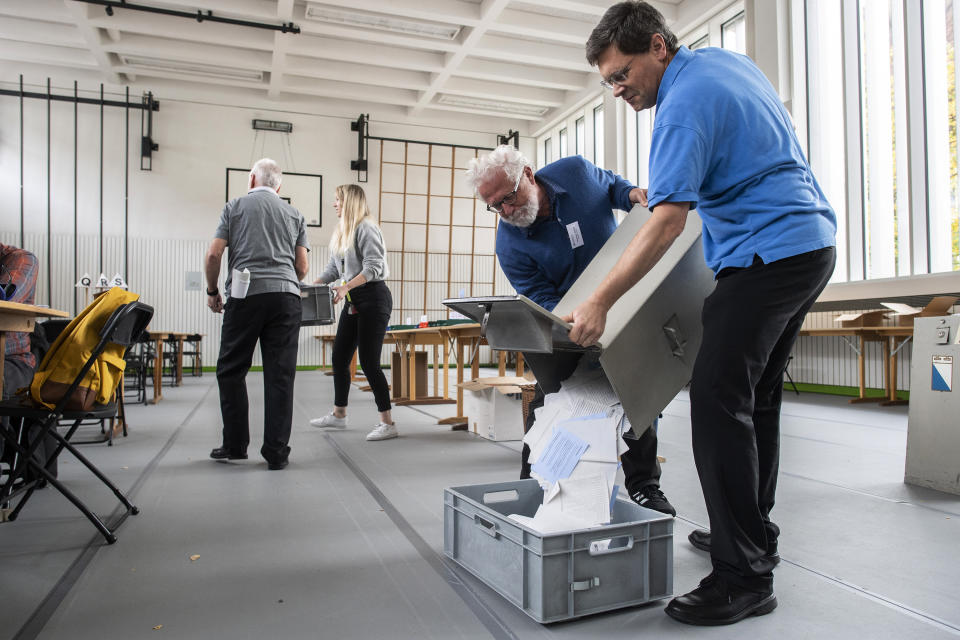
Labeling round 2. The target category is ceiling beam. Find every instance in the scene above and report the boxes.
[0,16,85,48]
[300,0,481,26]
[455,58,588,92]
[104,34,271,71]
[285,40,444,74]
[0,40,98,70]
[268,0,294,98]
[441,76,565,107]
[494,9,593,45]
[64,0,123,83]
[409,0,511,116]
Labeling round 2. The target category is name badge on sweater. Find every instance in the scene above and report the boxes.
[566,221,584,249]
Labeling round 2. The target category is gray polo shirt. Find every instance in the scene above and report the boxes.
[215,187,308,298]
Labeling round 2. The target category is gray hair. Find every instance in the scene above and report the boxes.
[586,1,679,66]
[464,145,530,193]
[250,157,282,190]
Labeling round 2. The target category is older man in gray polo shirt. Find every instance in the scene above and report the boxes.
[205,158,309,470]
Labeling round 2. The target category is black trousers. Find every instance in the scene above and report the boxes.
[690,247,835,591]
[331,280,392,412]
[520,351,661,492]
[216,292,301,465]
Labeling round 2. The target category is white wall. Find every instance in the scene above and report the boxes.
[0,71,534,369]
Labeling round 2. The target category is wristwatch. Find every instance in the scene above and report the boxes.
[206,287,219,296]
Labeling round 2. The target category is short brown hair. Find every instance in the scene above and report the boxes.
[586,1,679,66]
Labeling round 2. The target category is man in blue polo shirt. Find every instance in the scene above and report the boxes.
[464,144,676,517]
[571,1,837,627]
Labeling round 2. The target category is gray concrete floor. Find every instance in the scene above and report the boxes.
[1,369,959,639]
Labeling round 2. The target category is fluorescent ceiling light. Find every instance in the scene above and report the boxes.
[437,95,549,117]
[304,4,461,40]
[120,55,263,81]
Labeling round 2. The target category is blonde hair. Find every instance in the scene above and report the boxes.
[330,184,372,254]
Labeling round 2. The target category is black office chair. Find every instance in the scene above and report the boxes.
[0,301,154,544]
[182,333,203,377]
[122,338,151,405]
[162,336,180,385]
[784,355,800,396]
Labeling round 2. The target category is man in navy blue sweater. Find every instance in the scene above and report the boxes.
[464,145,675,516]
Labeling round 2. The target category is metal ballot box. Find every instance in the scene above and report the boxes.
[905,315,960,495]
[444,206,716,434]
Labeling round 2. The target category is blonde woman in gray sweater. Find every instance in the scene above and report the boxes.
[310,184,396,440]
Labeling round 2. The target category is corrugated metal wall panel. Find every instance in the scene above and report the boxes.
[5,237,936,390]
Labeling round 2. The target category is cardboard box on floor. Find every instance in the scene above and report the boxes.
[458,376,529,441]
[834,310,890,327]
[881,296,959,326]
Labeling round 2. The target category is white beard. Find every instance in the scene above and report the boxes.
[501,197,539,228]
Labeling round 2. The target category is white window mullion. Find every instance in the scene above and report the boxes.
[843,0,865,281]
[904,0,930,273]
[862,1,896,279]
[892,0,911,276]
[922,0,953,273]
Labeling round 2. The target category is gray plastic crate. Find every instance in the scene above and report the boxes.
[300,284,334,326]
[444,478,673,623]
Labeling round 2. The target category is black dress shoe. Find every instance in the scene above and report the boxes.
[267,459,288,471]
[665,572,777,626]
[210,447,247,460]
[688,529,780,565]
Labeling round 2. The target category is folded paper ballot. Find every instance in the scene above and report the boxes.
[511,357,632,534]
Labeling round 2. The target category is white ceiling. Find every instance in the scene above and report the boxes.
[1,0,701,131]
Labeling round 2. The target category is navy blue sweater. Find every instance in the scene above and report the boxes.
[496,156,635,311]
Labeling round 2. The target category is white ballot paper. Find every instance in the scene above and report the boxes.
[530,427,589,483]
[557,414,620,462]
[511,356,642,534]
[558,473,611,525]
[231,267,251,299]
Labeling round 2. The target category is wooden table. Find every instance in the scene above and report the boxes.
[313,335,363,383]
[384,326,455,406]
[798,325,914,405]
[435,323,487,427]
[0,301,69,397]
[145,331,169,404]
[145,331,190,403]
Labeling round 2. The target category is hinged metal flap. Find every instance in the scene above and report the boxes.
[442,295,597,353]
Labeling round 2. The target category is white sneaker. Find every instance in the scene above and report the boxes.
[365,422,398,441]
[310,412,347,429]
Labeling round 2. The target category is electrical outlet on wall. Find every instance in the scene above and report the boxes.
[185,271,203,291]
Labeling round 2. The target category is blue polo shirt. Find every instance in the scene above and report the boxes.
[647,46,836,273]
[496,156,633,310]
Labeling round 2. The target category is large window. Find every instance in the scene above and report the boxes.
[923,0,960,272]
[806,0,848,282]
[575,117,585,156]
[593,104,604,167]
[721,12,746,53]
[543,137,552,166]
[559,128,568,158]
[805,0,959,278]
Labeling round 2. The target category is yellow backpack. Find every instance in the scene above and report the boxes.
[30,287,140,411]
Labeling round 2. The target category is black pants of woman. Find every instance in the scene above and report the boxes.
[331,280,392,412]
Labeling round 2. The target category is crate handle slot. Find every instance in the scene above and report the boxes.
[588,535,634,555]
[482,489,519,504]
[473,514,500,538]
[570,577,600,592]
